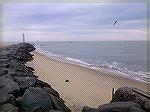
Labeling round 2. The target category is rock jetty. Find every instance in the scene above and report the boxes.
[82,86,150,112]
[0,43,71,112]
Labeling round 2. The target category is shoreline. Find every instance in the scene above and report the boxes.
[30,51,149,111]
[34,50,149,85]
[34,46,149,84]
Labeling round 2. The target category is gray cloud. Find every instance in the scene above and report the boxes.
[3,3,147,42]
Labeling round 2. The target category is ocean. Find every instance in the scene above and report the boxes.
[31,41,149,83]
[32,41,149,82]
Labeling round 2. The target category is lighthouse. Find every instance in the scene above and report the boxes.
[23,33,25,43]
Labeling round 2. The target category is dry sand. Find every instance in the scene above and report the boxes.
[28,51,149,112]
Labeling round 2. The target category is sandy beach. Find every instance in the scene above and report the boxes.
[29,51,149,112]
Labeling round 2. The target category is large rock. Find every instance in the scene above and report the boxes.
[49,110,63,112]
[0,63,9,68]
[110,86,147,108]
[82,106,101,112]
[8,60,34,74]
[8,44,35,62]
[144,100,150,111]
[36,79,52,88]
[0,94,16,106]
[0,103,18,112]
[0,58,9,64]
[17,87,71,112]
[0,77,20,94]
[43,87,60,99]
[17,87,53,112]
[8,71,34,77]
[82,101,141,112]
[14,76,37,89]
[98,101,141,112]
[9,43,35,53]
[50,94,71,112]
[129,107,146,112]
[0,50,10,57]
[0,69,8,76]
[16,43,36,52]
[13,51,33,62]
[2,74,14,81]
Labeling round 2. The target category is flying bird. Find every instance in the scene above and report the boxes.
[113,20,119,26]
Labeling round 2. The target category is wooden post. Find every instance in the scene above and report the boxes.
[112,88,115,97]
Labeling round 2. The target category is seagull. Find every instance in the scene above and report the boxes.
[113,20,119,26]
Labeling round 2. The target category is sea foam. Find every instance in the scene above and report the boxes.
[34,44,149,83]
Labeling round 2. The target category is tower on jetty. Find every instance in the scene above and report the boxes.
[23,33,25,43]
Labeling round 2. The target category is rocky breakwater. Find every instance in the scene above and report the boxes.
[82,86,150,112]
[0,43,71,112]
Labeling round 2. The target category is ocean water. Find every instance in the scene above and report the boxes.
[31,41,149,83]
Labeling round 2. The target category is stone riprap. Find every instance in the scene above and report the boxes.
[82,86,149,112]
[0,43,71,112]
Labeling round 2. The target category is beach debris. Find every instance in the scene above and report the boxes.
[65,79,70,82]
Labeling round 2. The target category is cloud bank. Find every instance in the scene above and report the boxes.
[3,3,147,42]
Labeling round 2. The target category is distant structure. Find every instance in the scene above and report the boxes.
[23,33,25,43]
[113,20,119,26]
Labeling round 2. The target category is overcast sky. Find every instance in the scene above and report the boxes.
[3,3,147,42]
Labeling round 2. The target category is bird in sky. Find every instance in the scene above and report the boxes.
[113,20,119,26]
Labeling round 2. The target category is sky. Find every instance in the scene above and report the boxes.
[3,3,147,42]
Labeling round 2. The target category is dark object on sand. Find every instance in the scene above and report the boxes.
[65,80,69,82]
